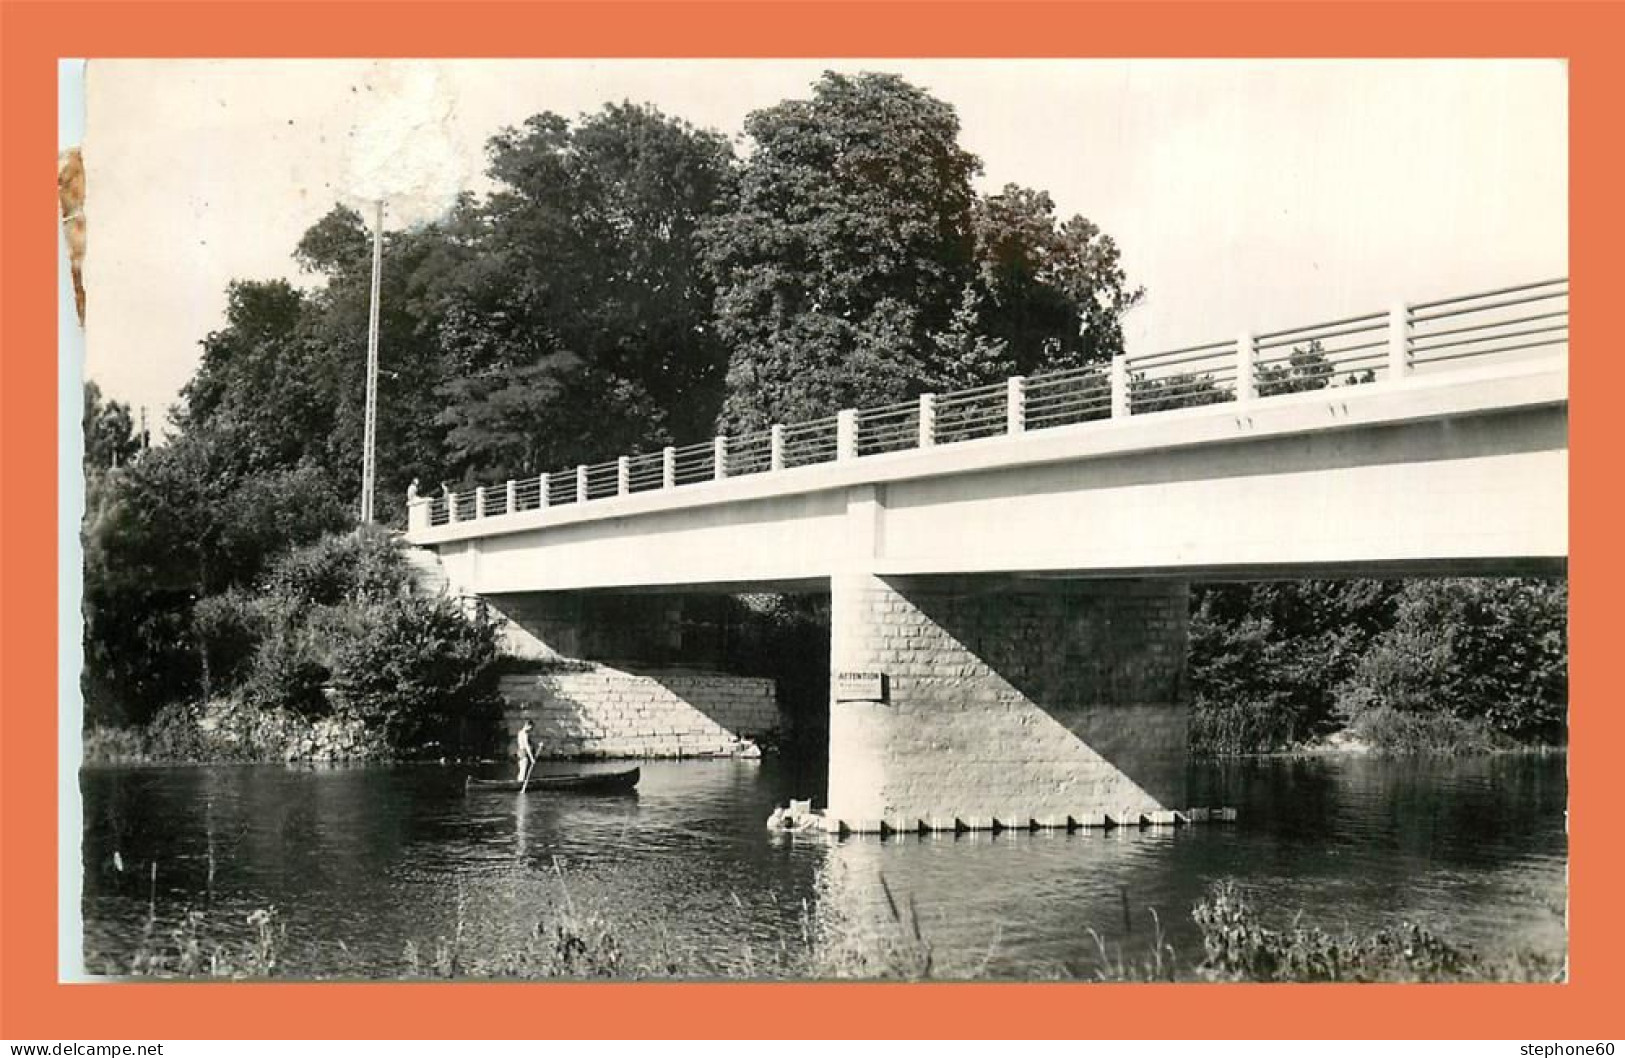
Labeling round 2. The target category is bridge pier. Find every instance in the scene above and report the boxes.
[827,572,1189,831]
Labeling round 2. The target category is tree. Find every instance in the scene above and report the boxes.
[1255,339,1374,397]
[81,425,351,722]
[293,206,474,515]
[1129,340,1371,416]
[83,381,142,471]
[702,72,982,430]
[82,464,196,726]
[179,280,327,474]
[968,184,1142,378]
[431,104,737,479]
[703,74,1143,432]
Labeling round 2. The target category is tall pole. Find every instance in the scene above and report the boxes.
[360,199,384,524]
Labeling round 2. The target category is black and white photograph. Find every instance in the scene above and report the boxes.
[70,57,1568,983]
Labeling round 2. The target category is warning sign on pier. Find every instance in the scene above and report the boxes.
[835,671,888,702]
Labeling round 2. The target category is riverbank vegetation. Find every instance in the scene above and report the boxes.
[1188,578,1568,756]
[84,531,503,763]
[91,878,1561,983]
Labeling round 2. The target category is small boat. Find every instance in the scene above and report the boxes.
[465,767,640,794]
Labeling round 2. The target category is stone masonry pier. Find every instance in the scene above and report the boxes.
[828,573,1187,832]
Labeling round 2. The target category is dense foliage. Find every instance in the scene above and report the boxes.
[702,72,1142,430]
[1187,580,1400,753]
[1188,578,1568,753]
[1339,578,1569,746]
[191,531,503,756]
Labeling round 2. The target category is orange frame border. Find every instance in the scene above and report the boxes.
[2,0,1619,1041]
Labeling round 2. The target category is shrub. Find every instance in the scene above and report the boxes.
[1339,579,1567,745]
[1345,705,1508,755]
[109,530,502,759]
[191,589,262,695]
[260,528,407,607]
[236,596,333,715]
[135,702,211,761]
[329,596,503,755]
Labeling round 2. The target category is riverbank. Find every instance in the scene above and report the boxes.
[83,699,385,766]
[82,695,771,767]
[88,878,1564,983]
[1191,710,1569,760]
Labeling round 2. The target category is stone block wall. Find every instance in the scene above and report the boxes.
[499,666,780,759]
[828,573,1188,827]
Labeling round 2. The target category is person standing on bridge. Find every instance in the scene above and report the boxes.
[515,718,538,782]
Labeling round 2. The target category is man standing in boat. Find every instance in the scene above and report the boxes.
[515,718,538,782]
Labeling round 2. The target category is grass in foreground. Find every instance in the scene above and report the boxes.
[92,879,1563,983]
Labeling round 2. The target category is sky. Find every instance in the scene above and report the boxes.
[78,58,1567,425]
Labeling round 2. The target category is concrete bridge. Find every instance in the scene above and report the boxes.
[406,279,1568,833]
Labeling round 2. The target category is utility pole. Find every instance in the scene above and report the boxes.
[359,199,384,524]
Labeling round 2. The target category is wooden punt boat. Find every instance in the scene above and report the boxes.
[464,767,640,794]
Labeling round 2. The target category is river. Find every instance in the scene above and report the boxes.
[78,752,1568,979]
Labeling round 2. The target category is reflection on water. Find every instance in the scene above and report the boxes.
[80,753,1567,979]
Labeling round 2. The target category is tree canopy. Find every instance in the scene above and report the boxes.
[703,72,1143,430]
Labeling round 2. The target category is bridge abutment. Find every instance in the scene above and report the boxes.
[827,572,1189,831]
[443,584,780,756]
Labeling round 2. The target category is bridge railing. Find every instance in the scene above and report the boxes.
[1410,278,1569,370]
[407,277,1568,533]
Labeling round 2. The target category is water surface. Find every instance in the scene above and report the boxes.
[80,753,1567,979]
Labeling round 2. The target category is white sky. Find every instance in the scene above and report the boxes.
[80,58,1567,424]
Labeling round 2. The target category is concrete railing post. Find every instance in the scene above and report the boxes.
[1236,333,1257,404]
[836,409,857,461]
[1110,356,1130,418]
[475,485,487,519]
[617,456,630,496]
[408,499,429,532]
[1388,301,1412,381]
[770,425,785,471]
[576,464,588,502]
[538,472,551,509]
[713,436,728,480]
[918,393,936,447]
[1007,376,1027,434]
[506,479,517,513]
[447,490,460,523]
[662,446,676,488]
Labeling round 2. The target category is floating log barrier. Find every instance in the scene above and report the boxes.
[815,807,1237,838]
